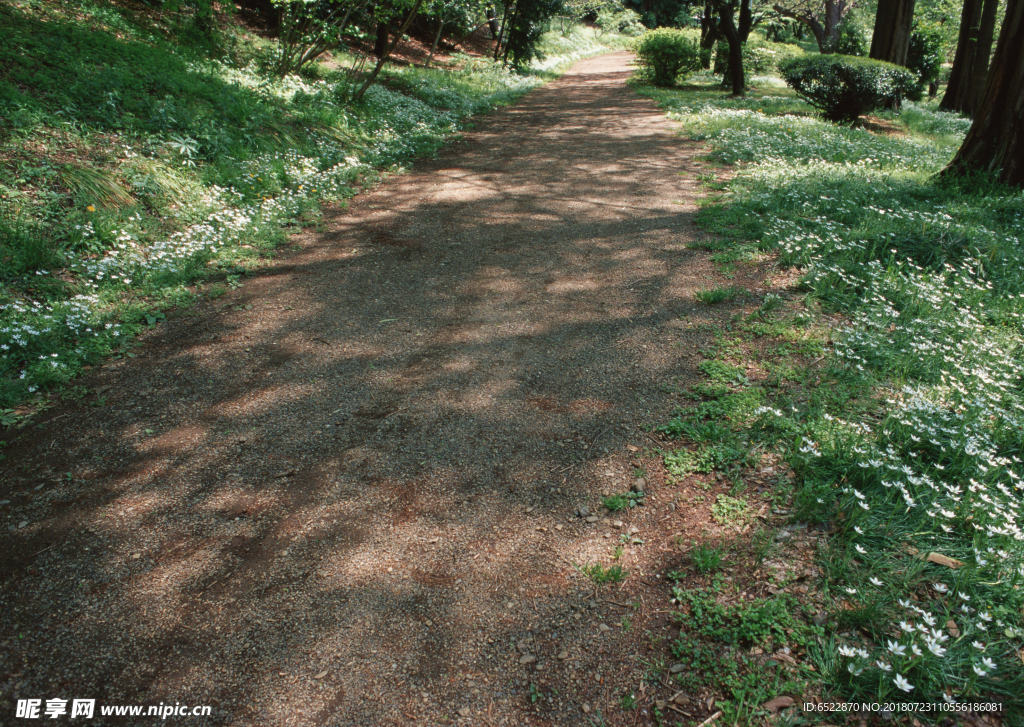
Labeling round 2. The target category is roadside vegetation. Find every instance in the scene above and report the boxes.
[635,54,1024,723]
[0,0,628,418]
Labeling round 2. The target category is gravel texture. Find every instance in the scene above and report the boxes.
[0,52,767,726]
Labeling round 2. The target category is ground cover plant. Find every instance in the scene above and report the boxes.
[0,0,621,415]
[636,68,1024,718]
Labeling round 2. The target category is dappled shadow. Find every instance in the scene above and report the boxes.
[0,53,768,726]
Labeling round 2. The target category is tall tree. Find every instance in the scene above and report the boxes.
[717,0,745,95]
[940,0,1000,115]
[772,0,853,52]
[869,0,916,66]
[943,0,1024,186]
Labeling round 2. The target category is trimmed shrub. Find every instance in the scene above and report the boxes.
[633,28,703,86]
[780,54,917,123]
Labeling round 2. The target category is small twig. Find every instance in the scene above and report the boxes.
[34,541,62,556]
[602,598,632,608]
[697,711,723,726]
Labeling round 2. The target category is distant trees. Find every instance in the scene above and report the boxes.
[771,0,854,53]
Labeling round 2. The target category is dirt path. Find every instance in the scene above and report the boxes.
[0,53,768,726]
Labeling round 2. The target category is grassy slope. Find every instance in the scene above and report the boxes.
[634,71,1024,722]
[0,0,620,418]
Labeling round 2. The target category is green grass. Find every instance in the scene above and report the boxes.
[694,284,743,304]
[640,61,1024,714]
[577,561,628,586]
[0,0,626,413]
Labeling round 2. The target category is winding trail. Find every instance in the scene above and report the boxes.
[0,53,765,726]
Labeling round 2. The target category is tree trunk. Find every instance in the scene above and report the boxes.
[494,3,511,60]
[967,0,1001,115]
[427,18,445,66]
[869,0,916,66]
[486,6,500,38]
[943,0,1024,186]
[718,2,745,96]
[374,22,389,57]
[822,0,843,49]
[354,0,424,101]
[941,0,999,115]
[738,0,753,41]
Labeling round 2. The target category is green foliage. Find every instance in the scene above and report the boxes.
[603,490,646,511]
[577,561,628,585]
[595,6,644,36]
[641,66,1024,711]
[906,22,944,87]
[504,0,566,68]
[691,542,724,573]
[695,284,742,304]
[271,0,368,78]
[713,36,805,75]
[632,28,703,86]
[780,54,917,123]
[710,494,749,525]
[826,22,868,56]
[674,590,814,649]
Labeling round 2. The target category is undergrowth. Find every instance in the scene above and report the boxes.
[637,66,1024,719]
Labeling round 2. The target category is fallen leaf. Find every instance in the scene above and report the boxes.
[922,552,963,569]
[762,696,794,712]
[314,670,328,679]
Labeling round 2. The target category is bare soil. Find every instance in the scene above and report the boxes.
[0,53,778,726]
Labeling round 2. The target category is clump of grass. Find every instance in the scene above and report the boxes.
[695,285,743,304]
[691,542,724,573]
[577,562,628,585]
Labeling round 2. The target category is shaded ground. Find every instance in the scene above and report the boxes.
[0,53,775,726]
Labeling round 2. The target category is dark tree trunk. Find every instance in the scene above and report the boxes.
[738,0,753,41]
[701,0,719,68]
[718,1,745,96]
[967,0,1001,114]
[374,22,389,57]
[941,0,999,115]
[869,0,916,66]
[943,0,1024,186]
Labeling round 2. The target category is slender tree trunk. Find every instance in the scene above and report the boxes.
[428,17,445,66]
[374,22,389,57]
[701,0,720,68]
[354,0,424,101]
[718,1,745,96]
[869,0,916,66]
[494,3,511,60]
[943,0,1024,186]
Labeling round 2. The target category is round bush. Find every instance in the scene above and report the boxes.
[632,28,702,87]
[780,54,917,123]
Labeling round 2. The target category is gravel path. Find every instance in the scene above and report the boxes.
[0,53,752,726]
